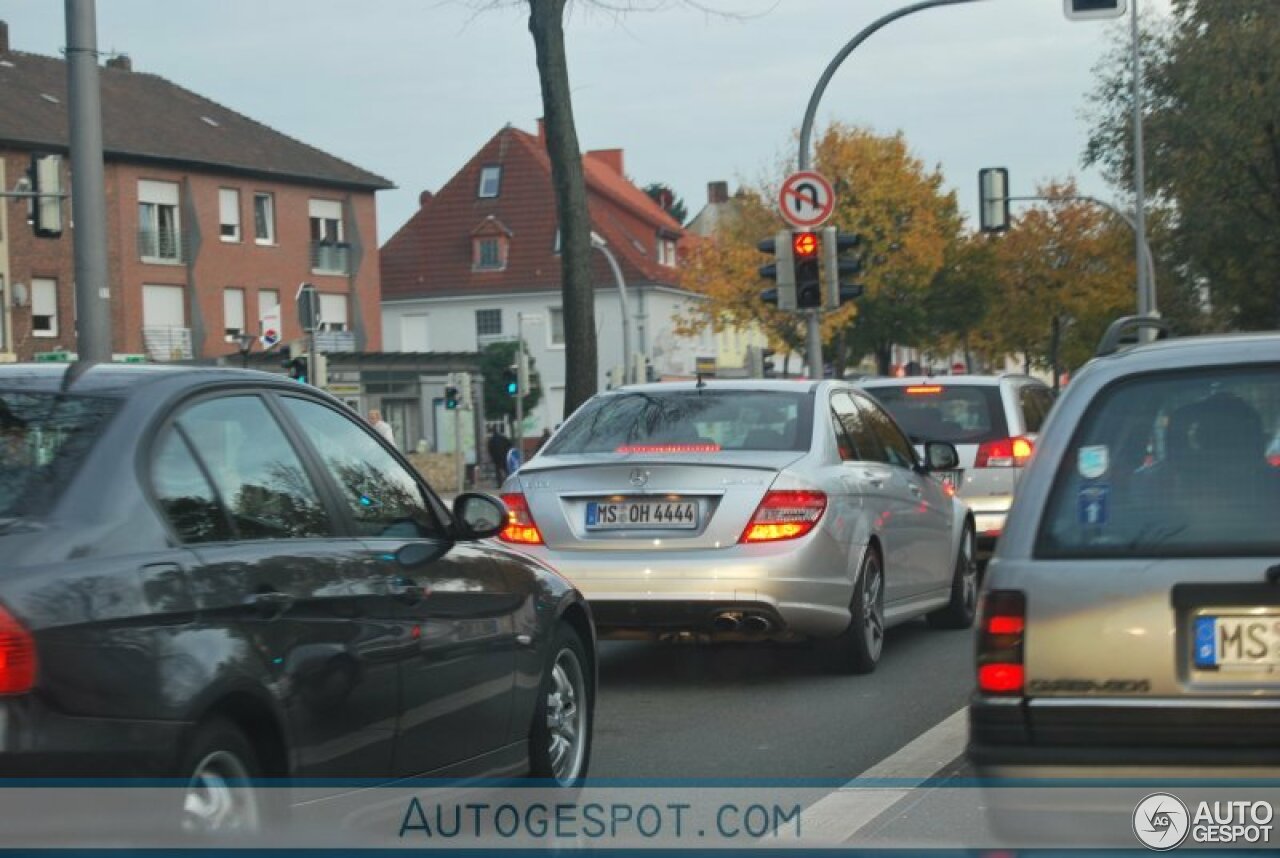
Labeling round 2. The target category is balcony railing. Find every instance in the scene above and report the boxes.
[314,330,357,353]
[137,229,186,264]
[311,241,352,275]
[142,326,193,362]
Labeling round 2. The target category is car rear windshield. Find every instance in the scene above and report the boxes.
[1037,366,1280,558]
[0,391,119,518]
[863,384,1008,445]
[544,390,814,455]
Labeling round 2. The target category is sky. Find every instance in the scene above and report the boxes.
[1,0,1172,244]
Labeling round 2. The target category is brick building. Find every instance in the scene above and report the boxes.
[0,21,392,363]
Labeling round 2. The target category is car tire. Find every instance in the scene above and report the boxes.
[177,717,267,836]
[528,624,593,784]
[927,523,978,630]
[826,548,885,675]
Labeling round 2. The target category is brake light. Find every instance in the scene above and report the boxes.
[975,437,1034,468]
[1269,453,1280,468]
[498,493,543,545]
[906,385,943,395]
[0,604,36,695]
[616,443,721,454]
[740,490,827,543]
[977,590,1025,696]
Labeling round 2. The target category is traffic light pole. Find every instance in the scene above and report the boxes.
[795,0,990,375]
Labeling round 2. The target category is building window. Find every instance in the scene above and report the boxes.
[478,165,501,198]
[142,284,192,361]
[319,293,348,332]
[253,192,275,244]
[32,278,58,337]
[549,307,565,347]
[138,180,182,263]
[657,238,677,267]
[223,287,246,339]
[473,237,505,271]
[475,309,502,339]
[219,188,241,242]
[258,289,280,325]
[309,199,348,274]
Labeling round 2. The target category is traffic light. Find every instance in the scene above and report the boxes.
[979,168,1010,233]
[762,348,776,378]
[820,227,865,310]
[792,231,822,309]
[30,153,64,238]
[284,356,308,383]
[758,231,796,310]
[504,365,519,396]
[444,385,459,410]
[1064,0,1125,21]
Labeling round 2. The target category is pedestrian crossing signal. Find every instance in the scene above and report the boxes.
[445,385,460,410]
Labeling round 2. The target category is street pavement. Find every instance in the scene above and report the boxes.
[590,620,975,780]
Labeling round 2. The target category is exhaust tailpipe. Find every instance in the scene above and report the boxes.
[711,612,741,632]
[742,614,773,635]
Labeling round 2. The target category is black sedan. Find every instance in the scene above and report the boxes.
[0,363,594,832]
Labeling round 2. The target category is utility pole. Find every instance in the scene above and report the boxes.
[65,0,113,363]
[1129,0,1155,326]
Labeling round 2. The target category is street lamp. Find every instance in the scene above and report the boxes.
[590,232,635,384]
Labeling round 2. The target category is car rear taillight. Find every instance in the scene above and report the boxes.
[1269,453,1280,468]
[740,490,827,543]
[975,437,1034,468]
[0,604,36,695]
[498,493,543,545]
[977,590,1025,696]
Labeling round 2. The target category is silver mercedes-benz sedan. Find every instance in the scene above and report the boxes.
[498,380,977,673]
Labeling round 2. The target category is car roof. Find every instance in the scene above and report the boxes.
[1096,331,1280,365]
[0,362,291,396]
[607,379,822,394]
[858,374,1041,388]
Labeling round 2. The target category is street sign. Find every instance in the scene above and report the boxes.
[506,447,523,476]
[113,354,147,364]
[34,351,74,362]
[778,171,835,229]
[1064,0,1125,21]
[260,311,281,349]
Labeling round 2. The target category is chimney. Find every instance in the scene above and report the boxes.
[587,148,624,175]
[105,53,132,71]
[0,21,9,55]
[707,181,729,204]
[418,190,434,208]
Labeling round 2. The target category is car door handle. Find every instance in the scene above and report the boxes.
[387,577,428,603]
[247,589,293,618]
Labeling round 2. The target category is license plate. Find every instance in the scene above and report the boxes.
[939,470,963,491]
[585,500,698,530]
[1194,615,1280,668]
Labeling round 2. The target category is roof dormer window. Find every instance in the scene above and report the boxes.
[478,165,502,198]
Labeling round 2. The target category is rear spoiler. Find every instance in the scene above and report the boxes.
[1095,316,1172,357]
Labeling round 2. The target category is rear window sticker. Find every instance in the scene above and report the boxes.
[1078,484,1110,526]
[1077,445,1109,480]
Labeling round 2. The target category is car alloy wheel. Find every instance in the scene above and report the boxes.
[182,749,261,834]
[546,647,588,783]
[863,557,886,662]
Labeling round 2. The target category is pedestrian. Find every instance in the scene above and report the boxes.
[488,427,514,484]
[367,409,396,449]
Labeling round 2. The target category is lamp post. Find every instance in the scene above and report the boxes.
[590,233,634,383]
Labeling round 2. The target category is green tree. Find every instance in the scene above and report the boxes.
[643,182,688,225]
[480,340,543,425]
[1085,0,1280,329]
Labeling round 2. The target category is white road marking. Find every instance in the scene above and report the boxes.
[799,707,967,844]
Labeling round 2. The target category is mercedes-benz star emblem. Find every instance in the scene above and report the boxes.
[629,469,649,487]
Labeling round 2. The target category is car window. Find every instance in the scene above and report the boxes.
[1019,385,1053,434]
[175,395,332,540]
[862,384,1009,446]
[830,408,856,461]
[1037,366,1280,558]
[281,397,442,540]
[0,391,119,518]
[832,392,885,463]
[855,394,917,469]
[150,426,232,544]
[544,390,814,454]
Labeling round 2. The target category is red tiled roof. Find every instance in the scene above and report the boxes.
[381,125,687,300]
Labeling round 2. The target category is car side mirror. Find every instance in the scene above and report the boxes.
[395,541,448,568]
[452,492,506,541]
[923,441,960,472]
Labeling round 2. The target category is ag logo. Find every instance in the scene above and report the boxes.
[1133,793,1190,850]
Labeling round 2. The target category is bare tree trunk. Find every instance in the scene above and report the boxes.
[528,0,596,418]
[874,343,892,377]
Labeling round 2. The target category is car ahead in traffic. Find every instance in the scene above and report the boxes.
[0,364,595,833]
[970,320,1280,832]
[858,374,1054,554]
[498,380,977,674]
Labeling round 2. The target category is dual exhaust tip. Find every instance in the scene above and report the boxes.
[711,611,773,635]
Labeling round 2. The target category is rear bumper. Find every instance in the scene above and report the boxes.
[0,695,186,777]
[960,497,1010,549]
[514,536,857,639]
